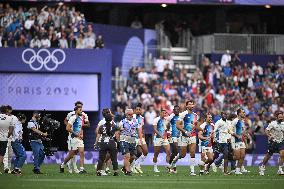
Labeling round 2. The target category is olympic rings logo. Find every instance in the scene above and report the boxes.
[22,48,66,71]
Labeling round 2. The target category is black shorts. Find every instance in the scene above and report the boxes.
[0,141,8,156]
[267,141,284,156]
[217,143,229,155]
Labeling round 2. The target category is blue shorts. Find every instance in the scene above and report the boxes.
[119,141,136,155]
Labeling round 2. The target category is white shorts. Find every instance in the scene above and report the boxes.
[201,146,213,153]
[179,136,196,146]
[137,138,147,146]
[70,137,84,150]
[169,137,180,144]
[234,141,246,150]
[153,137,169,147]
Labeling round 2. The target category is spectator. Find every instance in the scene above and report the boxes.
[95,35,104,49]
[30,35,41,48]
[40,34,50,48]
[50,33,59,48]
[220,50,231,67]
[76,32,85,49]
[17,33,29,47]
[24,15,34,30]
[68,32,76,48]
[59,33,68,48]
[83,32,95,49]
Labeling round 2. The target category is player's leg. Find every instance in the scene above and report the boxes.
[0,141,8,173]
[109,141,119,176]
[3,140,13,173]
[135,142,148,173]
[188,141,196,175]
[199,150,206,175]
[222,144,229,174]
[171,137,187,166]
[153,145,161,172]
[277,148,284,175]
[205,151,214,173]
[239,147,246,173]
[234,146,242,174]
[60,150,78,173]
[96,143,107,176]
[163,143,171,169]
[169,141,179,173]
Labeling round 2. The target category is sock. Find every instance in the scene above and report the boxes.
[135,154,145,167]
[241,166,246,171]
[190,158,195,173]
[236,167,240,172]
[278,166,283,171]
[172,153,180,164]
[72,156,78,170]
[80,167,84,170]
[61,162,65,168]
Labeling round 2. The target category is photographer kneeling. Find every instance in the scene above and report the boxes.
[96,112,119,176]
[28,111,47,174]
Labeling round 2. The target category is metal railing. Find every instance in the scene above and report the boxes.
[195,33,284,55]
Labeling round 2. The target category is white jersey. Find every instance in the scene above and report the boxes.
[12,118,23,141]
[266,120,284,143]
[66,111,89,138]
[0,114,13,141]
[214,119,231,143]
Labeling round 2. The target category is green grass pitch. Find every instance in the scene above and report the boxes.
[1,165,283,189]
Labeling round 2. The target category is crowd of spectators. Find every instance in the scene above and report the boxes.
[112,53,284,147]
[0,3,104,49]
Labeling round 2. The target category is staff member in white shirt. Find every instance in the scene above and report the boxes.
[0,105,13,174]
[11,113,27,174]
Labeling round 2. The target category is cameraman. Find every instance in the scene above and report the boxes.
[0,105,13,173]
[11,113,27,174]
[27,111,47,174]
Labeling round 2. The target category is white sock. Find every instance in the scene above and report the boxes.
[278,166,283,171]
[80,167,84,170]
[135,154,145,166]
[61,162,65,168]
[241,165,245,170]
[153,162,157,167]
[190,158,195,173]
[172,153,180,164]
[236,167,241,172]
[72,156,78,170]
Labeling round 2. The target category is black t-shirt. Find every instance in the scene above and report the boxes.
[98,123,119,143]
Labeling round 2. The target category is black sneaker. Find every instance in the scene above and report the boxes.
[97,171,102,176]
[11,169,19,174]
[125,171,132,176]
[79,169,87,174]
[60,165,64,173]
[4,168,10,173]
[33,169,43,174]
[113,172,119,176]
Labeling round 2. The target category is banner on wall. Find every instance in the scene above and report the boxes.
[0,73,99,111]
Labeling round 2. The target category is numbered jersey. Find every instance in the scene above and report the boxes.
[98,123,119,143]
[199,122,214,147]
[0,114,13,141]
[179,110,198,137]
[266,120,284,143]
